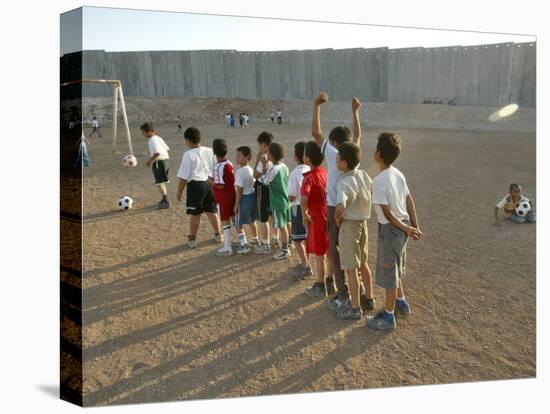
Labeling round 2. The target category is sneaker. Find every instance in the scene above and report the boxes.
[273,249,291,260]
[248,239,260,248]
[271,238,280,248]
[186,239,197,249]
[213,234,223,244]
[305,283,326,298]
[215,247,232,257]
[157,197,171,209]
[366,311,397,330]
[395,299,412,316]
[328,294,349,311]
[292,265,312,281]
[254,244,271,255]
[236,244,252,255]
[326,279,336,296]
[360,296,376,312]
[337,304,362,320]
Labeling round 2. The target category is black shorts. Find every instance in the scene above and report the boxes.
[255,181,271,223]
[186,181,218,215]
[152,159,169,184]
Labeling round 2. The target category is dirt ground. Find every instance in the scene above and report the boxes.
[76,119,536,406]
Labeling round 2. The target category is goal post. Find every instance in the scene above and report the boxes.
[60,79,134,155]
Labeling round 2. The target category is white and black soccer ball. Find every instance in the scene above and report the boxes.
[515,201,531,217]
[118,196,134,210]
[122,155,137,168]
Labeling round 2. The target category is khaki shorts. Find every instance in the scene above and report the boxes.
[338,219,368,270]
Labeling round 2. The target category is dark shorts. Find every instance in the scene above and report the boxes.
[255,181,271,223]
[186,181,218,216]
[291,205,307,241]
[375,222,408,289]
[152,159,169,185]
[236,193,257,226]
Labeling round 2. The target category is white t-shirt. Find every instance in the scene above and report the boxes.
[91,119,99,128]
[177,146,215,182]
[255,158,273,177]
[235,165,255,195]
[322,139,342,207]
[277,110,282,117]
[148,135,170,160]
[372,166,410,225]
[288,164,310,205]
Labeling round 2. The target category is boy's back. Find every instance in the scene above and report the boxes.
[177,146,215,182]
[372,165,409,224]
[263,163,290,211]
[337,168,372,220]
[302,166,327,215]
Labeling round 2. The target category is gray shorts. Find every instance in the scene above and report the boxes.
[375,223,408,289]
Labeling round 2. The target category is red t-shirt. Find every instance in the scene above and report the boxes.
[212,160,236,204]
[300,166,327,219]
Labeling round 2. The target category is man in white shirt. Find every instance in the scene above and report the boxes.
[311,92,362,308]
[176,127,221,249]
[141,123,171,209]
[277,109,282,125]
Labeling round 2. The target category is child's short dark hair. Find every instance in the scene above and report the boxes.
[237,145,251,159]
[338,142,361,170]
[305,141,324,166]
[268,142,284,162]
[140,122,155,133]
[213,138,228,157]
[184,127,201,144]
[328,126,351,145]
[294,141,306,164]
[376,132,401,165]
[257,131,274,146]
[509,183,521,192]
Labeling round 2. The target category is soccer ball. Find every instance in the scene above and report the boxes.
[122,155,137,168]
[515,201,531,217]
[118,196,134,210]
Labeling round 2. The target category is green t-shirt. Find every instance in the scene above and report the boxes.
[262,163,290,211]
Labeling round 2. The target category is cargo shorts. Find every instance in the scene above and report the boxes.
[375,222,408,289]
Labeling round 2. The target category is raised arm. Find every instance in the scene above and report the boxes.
[312,92,328,146]
[351,97,361,145]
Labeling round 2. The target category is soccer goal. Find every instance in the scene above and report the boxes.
[60,79,134,155]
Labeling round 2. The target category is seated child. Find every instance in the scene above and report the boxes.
[495,183,536,224]
[234,146,259,254]
[288,142,312,280]
[334,142,375,320]
[212,138,237,256]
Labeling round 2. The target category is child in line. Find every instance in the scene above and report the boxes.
[176,127,222,249]
[253,132,275,255]
[334,142,375,320]
[494,183,536,224]
[288,142,312,280]
[261,142,292,260]
[367,132,421,331]
[234,146,260,254]
[212,139,237,257]
[301,141,332,297]
[311,91,363,311]
[141,123,171,209]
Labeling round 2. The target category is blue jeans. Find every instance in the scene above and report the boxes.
[510,211,536,223]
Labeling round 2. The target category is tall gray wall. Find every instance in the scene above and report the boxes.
[68,42,535,107]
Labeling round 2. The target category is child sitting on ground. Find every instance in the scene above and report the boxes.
[334,142,375,320]
[212,138,237,256]
[233,146,260,254]
[494,183,536,224]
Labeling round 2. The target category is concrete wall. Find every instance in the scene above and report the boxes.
[63,42,536,107]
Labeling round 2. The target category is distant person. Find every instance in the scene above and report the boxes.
[495,183,536,224]
[141,123,171,209]
[277,109,282,125]
[230,113,236,129]
[367,132,422,331]
[270,111,275,123]
[225,113,231,128]
[90,116,102,137]
[244,113,250,128]
[177,124,183,134]
[239,113,244,128]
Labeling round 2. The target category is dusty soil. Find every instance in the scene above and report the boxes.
[73,119,535,406]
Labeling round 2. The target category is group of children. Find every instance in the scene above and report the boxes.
[139,92,425,331]
[225,113,251,129]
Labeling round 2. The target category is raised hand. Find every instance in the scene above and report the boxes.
[352,97,361,112]
[314,91,329,106]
